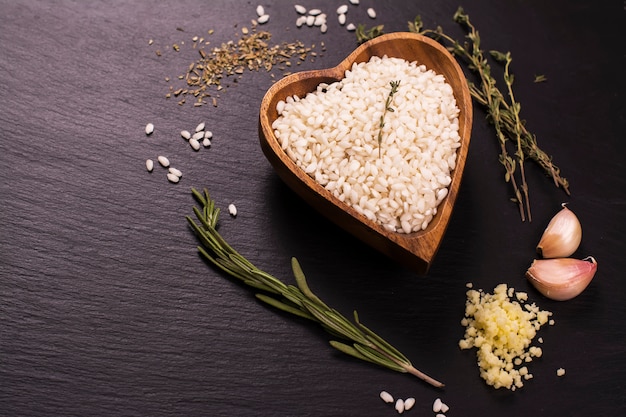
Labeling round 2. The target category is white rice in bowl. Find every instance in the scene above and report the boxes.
[271,55,461,233]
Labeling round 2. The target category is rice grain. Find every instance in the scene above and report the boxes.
[189,138,201,151]
[168,167,182,177]
[167,173,180,183]
[403,398,415,411]
[379,391,394,404]
[395,398,404,414]
[157,155,170,167]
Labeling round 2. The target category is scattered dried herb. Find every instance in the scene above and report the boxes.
[158,25,318,107]
[186,188,444,388]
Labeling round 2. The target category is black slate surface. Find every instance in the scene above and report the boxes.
[1,1,625,416]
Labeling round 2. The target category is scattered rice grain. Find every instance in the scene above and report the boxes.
[181,130,191,140]
[256,5,265,17]
[257,14,270,24]
[145,123,154,135]
[195,122,205,132]
[338,13,346,25]
[349,0,359,4]
[308,8,322,16]
[557,368,566,377]
[157,155,170,167]
[336,5,348,14]
[403,398,415,411]
[346,23,356,31]
[192,131,204,141]
[294,4,307,14]
[394,398,404,414]
[203,138,212,147]
[367,7,376,18]
[314,14,326,26]
[296,16,306,27]
[228,203,237,216]
[167,173,180,183]
[146,159,154,172]
[432,398,442,412]
[379,391,393,404]
[189,138,201,151]
[168,167,182,177]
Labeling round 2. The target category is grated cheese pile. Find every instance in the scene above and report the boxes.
[459,283,553,390]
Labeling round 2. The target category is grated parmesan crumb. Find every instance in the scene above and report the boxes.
[459,283,553,390]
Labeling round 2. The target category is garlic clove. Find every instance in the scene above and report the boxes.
[536,204,582,258]
[526,256,597,301]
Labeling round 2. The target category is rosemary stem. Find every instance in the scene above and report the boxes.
[187,188,444,388]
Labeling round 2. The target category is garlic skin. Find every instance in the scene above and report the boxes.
[536,204,582,258]
[526,257,597,301]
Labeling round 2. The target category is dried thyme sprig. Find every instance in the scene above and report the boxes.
[411,8,570,220]
[356,23,385,44]
[377,80,401,158]
[186,188,444,388]
[359,9,570,221]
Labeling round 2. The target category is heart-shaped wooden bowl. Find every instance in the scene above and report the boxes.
[259,32,472,274]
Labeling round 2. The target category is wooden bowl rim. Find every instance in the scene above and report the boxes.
[259,32,473,273]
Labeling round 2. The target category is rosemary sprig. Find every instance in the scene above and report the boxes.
[360,9,570,221]
[186,188,444,388]
[377,80,401,158]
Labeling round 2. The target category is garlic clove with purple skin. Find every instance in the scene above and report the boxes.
[526,256,597,301]
[536,204,582,258]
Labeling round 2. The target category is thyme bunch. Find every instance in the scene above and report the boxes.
[415,8,569,221]
[377,80,401,158]
[186,188,444,388]
[360,8,570,221]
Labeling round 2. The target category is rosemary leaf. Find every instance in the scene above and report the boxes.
[291,257,328,309]
[354,311,410,364]
[329,340,372,363]
[255,293,316,320]
[353,343,407,373]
